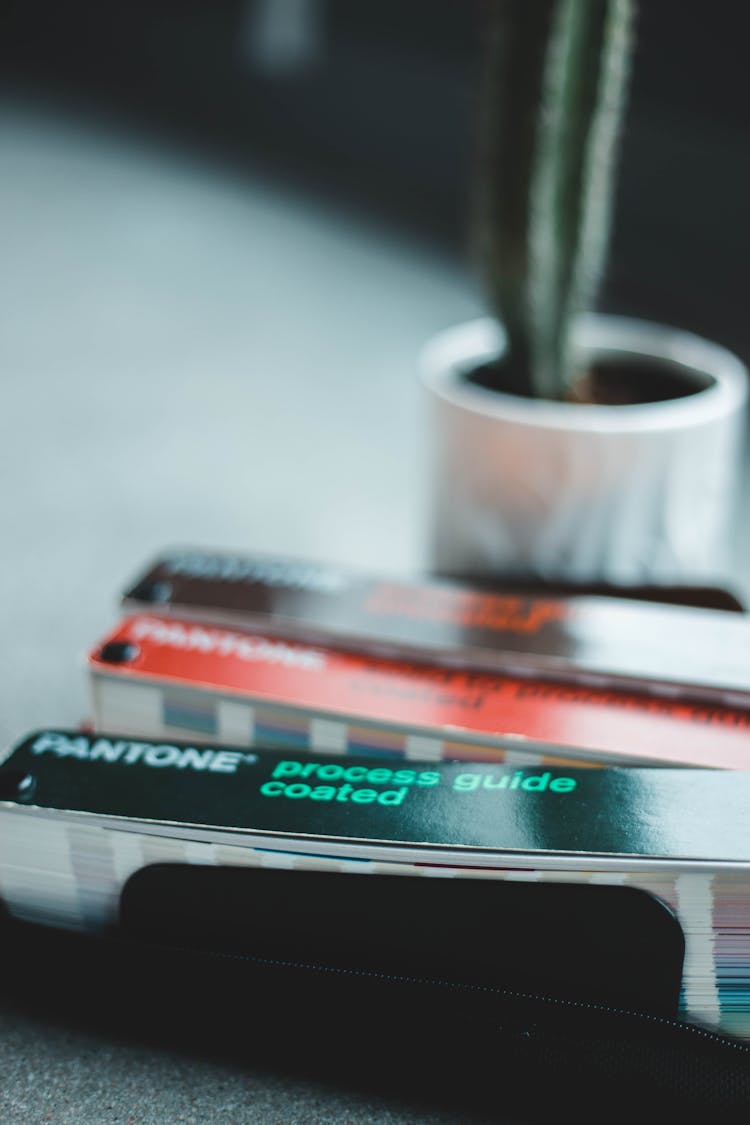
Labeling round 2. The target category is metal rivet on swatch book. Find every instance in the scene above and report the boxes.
[129,580,172,604]
[98,641,140,665]
[0,771,36,802]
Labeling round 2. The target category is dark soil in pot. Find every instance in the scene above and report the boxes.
[467,356,713,405]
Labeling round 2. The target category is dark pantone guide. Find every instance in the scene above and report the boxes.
[2,730,750,1040]
[123,548,750,705]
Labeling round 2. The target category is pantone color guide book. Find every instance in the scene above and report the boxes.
[123,549,750,706]
[3,729,750,1042]
[88,614,750,768]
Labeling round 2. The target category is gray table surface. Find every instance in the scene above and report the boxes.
[1,97,748,1124]
[0,97,502,1125]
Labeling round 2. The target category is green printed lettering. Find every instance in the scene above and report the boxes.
[416,771,441,787]
[285,783,311,798]
[365,768,393,784]
[317,763,344,781]
[453,773,480,792]
[378,787,407,806]
[272,761,302,779]
[549,777,577,793]
[350,788,377,804]
[482,775,509,790]
[309,786,337,801]
[521,772,551,791]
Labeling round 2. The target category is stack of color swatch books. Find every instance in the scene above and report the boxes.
[2,726,750,1042]
[4,546,750,1049]
[87,547,750,770]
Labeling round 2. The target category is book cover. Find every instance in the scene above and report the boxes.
[2,729,750,1041]
[122,548,750,705]
[89,613,750,768]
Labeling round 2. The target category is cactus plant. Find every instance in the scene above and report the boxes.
[474,0,636,400]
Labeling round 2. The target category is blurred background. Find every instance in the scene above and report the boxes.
[3,0,749,344]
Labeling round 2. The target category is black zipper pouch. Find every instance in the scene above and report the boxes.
[2,891,749,1122]
[17,862,739,1120]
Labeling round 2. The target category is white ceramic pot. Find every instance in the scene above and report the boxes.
[420,315,748,583]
